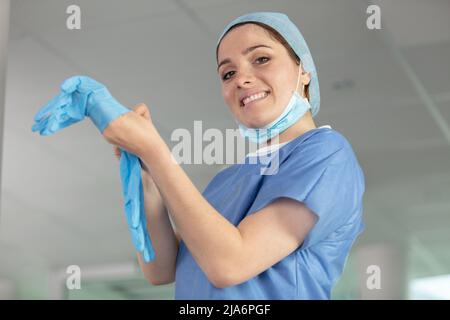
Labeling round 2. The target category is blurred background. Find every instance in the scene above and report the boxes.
[0,0,449,299]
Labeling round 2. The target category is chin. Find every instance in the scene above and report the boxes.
[241,112,279,129]
[239,104,282,128]
[239,117,271,129]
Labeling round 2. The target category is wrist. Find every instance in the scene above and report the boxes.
[140,132,171,169]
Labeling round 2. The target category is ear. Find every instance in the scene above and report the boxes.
[301,71,311,87]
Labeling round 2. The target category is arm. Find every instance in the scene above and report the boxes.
[136,162,180,286]
[140,134,317,288]
[110,105,180,286]
[104,105,316,288]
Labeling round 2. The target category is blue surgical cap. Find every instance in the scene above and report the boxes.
[217,12,320,117]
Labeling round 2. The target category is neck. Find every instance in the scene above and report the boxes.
[265,111,317,146]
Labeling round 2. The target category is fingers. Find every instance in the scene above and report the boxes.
[113,146,121,160]
[133,103,151,120]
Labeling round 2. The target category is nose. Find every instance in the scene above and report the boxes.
[234,67,255,89]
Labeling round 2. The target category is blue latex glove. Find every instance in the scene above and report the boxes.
[119,151,155,262]
[31,75,155,262]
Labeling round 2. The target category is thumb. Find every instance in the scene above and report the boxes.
[133,103,151,121]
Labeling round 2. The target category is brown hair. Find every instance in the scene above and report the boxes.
[216,22,310,100]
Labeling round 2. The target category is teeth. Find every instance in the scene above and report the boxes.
[243,91,268,106]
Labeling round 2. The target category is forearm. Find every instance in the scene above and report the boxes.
[137,168,179,285]
[140,134,244,284]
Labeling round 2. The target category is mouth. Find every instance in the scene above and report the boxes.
[240,91,270,107]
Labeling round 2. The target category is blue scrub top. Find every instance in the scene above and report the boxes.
[175,127,365,299]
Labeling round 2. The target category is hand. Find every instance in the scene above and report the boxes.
[103,103,158,158]
[112,104,151,172]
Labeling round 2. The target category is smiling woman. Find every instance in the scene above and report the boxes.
[168,12,366,299]
[28,10,365,300]
[216,22,309,100]
[215,22,317,146]
[79,11,367,301]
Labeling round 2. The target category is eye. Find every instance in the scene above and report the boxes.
[255,56,270,64]
[221,57,270,81]
[222,71,235,81]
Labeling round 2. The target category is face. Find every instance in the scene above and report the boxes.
[217,23,310,128]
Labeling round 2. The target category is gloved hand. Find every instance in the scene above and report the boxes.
[32,76,130,135]
[32,75,155,262]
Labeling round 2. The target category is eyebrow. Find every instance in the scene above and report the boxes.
[217,44,273,72]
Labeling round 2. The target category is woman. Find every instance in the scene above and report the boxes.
[105,12,365,299]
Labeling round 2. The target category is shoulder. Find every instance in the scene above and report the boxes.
[286,128,353,163]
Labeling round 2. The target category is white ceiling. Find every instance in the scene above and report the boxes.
[1,0,449,286]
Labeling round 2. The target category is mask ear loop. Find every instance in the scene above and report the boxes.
[295,60,303,96]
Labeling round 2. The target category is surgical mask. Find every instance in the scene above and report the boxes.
[238,63,311,143]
